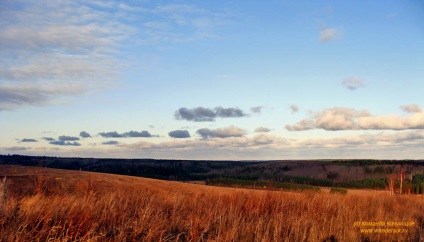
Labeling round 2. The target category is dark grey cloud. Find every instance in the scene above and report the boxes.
[49,140,81,146]
[80,131,91,138]
[196,125,247,139]
[98,131,123,138]
[98,130,156,138]
[4,146,30,151]
[20,138,38,142]
[125,131,153,137]
[175,106,247,122]
[58,135,80,141]
[169,130,191,138]
[215,107,245,118]
[42,137,55,141]
[102,140,119,145]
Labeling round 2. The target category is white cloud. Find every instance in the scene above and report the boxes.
[118,134,281,151]
[319,25,339,43]
[291,130,424,149]
[286,106,424,131]
[0,0,131,110]
[358,112,424,130]
[254,127,271,133]
[197,125,247,139]
[400,104,422,113]
[1,1,234,111]
[286,107,370,131]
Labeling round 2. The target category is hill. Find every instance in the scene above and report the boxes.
[0,165,423,241]
[2,154,424,192]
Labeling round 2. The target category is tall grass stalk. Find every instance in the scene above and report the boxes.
[0,167,423,241]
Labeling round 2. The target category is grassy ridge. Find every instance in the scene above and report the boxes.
[0,165,423,241]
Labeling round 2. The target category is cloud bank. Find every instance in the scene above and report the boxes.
[286,106,424,131]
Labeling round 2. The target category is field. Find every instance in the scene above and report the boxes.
[1,165,424,241]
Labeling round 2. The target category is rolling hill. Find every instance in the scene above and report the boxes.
[0,164,423,241]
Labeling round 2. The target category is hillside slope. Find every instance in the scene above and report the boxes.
[0,165,423,241]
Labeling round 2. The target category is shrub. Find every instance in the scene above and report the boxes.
[330,187,348,195]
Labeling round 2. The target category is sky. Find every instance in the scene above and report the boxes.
[1,0,423,160]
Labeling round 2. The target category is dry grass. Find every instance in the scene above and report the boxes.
[0,165,423,241]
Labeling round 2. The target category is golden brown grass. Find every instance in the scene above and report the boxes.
[0,165,423,241]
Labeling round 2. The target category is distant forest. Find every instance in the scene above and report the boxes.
[1,154,424,193]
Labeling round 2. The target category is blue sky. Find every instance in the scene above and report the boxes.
[1,0,423,160]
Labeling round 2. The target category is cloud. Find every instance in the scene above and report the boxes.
[98,131,123,138]
[196,125,247,139]
[292,130,424,149]
[175,107,247,122]
[102,140,119,145]
[400,104,422,113]
[286,106,424,131]
[80,131,91,138]
[119,134,280,151]
[319,25,338,43]
[20,138,38,142]
[250,106,263,114]
[140,3,229,44]
[290,104,299,114]
[342,77,365,91]
[0,85,85,110]
[254,127,271,133]
[58,135,80,141]
[125,131,154,138]
[0,1,235,111]
[169,130,191,138]
[3,146,31,151]
[98,130,156,138]
[0,0,131,110]
[49,140,81,146]
[358,112,424,130]
[286,107,371,131]
[42,137,55,141]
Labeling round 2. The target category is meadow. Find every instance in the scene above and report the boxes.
[0,165,423,241]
